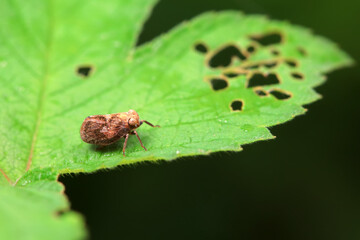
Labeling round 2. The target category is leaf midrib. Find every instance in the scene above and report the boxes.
[13,0,54,186]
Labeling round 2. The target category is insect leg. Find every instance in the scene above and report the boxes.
[133,131,147,151]
[140,120,160,128]
[123,133,129,157]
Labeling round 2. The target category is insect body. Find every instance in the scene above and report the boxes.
[80,109,159,156]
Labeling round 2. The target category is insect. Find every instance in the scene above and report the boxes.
[80,109,160,156]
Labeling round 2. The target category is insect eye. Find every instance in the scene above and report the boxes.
[129,118,137,127]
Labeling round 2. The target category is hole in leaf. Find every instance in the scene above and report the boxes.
[250,32,283,46]
[269,89,291,100]
[247,73,280,88]
[264,62,278,68]
[224,72,240,78]
[298,47,307,56]
[254,88,268,96]
[291,72,304,80]
[271,49,280,56]
[210,78,228,91]
[285,60,298,68]
[76,65,94,78]
[209,45,247,68]
[230,100,243,111]
[244,64,260,70]
[247,45,256,53]
[56,210,66,216]
[194,42,208,54]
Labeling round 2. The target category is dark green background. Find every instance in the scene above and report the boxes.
[60,0,360,239]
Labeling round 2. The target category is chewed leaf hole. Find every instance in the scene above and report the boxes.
[291,72,304,80]
[298,47,307,56]
[285,60,298,68]
[271,49,280,56]
[210,78,228,91]
[209,45,247,68]
[244,64,260,70]
[56,209,66,217]
[77,65,94,78]
[224,72,240,78]
[264,62,278,68]
[250,32,283,46]
[270,89,291,100]
[230,100,243,111]
[194,42,208,54]
[254,88,268,96]
[248,73,280,88]
[247,45,256,53]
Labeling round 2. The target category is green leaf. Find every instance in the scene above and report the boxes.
[0,0,157,239]
[0,169,85,240]
[0,0,353,239]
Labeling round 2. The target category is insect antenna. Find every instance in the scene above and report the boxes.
[140,120,160,128]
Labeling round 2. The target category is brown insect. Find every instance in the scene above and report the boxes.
[80,109,160,156]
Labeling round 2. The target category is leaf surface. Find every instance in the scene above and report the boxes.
[0,170,85,240]
[0,0,157,239]
[0,0,352,239]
